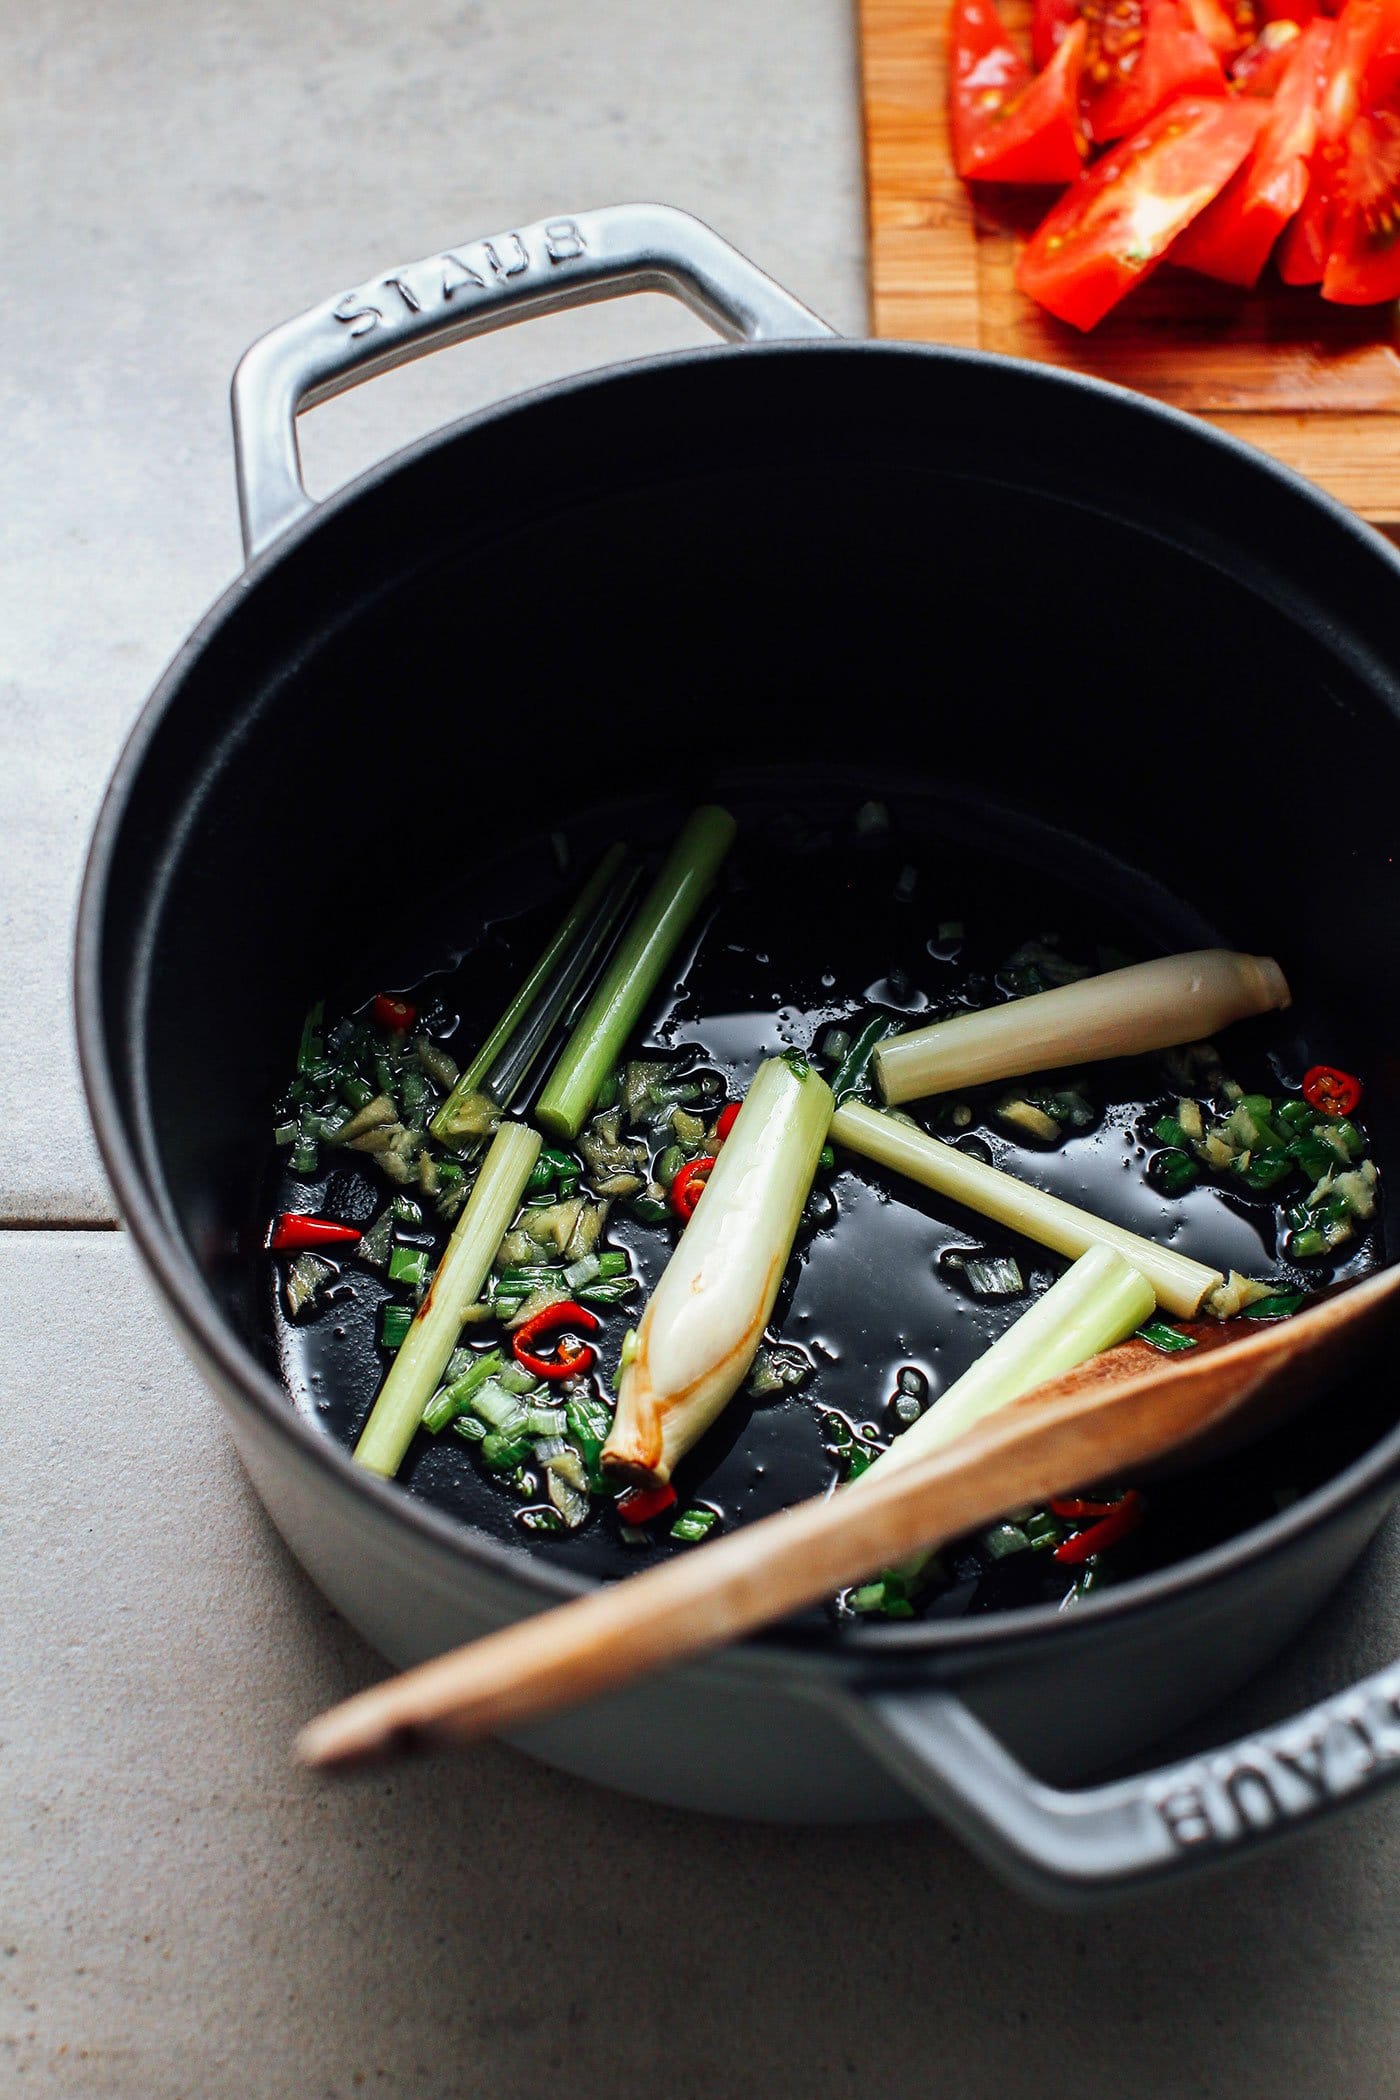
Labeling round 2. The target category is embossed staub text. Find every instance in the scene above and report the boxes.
[1150,1662,1400,1853]
[329,219,589,340]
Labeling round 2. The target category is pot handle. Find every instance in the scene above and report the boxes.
[231,201,835,561]
[847,1658,1400,1904]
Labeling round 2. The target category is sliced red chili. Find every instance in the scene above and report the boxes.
[268,1214,363,1252]
[671,1154,718,1223]
[372,993,417,1033]
[1301,1064,1363,1117]
[511,1300,601,1381]
[715,1102,742,1144]
[1048,1494,1127,1520]
[1053,1489,1146,1564]
[616,1480,678,1525]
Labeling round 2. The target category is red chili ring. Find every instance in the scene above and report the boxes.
[715,1101,742,1144]
[671,1154,718,1223]
[1301,1064,1362,1118]
[372,992,417,1033]
[511,1299,601,1381]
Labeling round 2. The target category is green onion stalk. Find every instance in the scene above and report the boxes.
[852,1244,1153,1490]
[535,806,737,1144]
[603,1055,834,1488]
[431,844,635,1143]
[873,949,1291,1106]
[354,1121,542,1478]
[849,1244,1153,1579]
[832,1100,1223,1317]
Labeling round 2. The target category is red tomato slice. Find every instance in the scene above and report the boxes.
[1017,93,1267,325]
[1083,0,1228,142]
[1183,0,1256,54]
[951,0,1088,182]
[1230,15,1304,88]
[1322,108,1400,295]
[1034,0,1083,68]
[1174,18,1333,281]
[1260,0,1320,21]
[1276,163,1334,274]
[1322,0,1400,295]
[1277,0,1400,281]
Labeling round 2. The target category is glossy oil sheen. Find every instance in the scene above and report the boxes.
[268,792,1388,1609]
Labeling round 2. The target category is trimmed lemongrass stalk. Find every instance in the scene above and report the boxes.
[535,806,738,1144]
[874,949,1291,1105]
[603,1055,834,1487]
[832,1100,1223,1317]
[354,1121,541,1478]
[431,844,634,1140]
[851,1245,1153,1492]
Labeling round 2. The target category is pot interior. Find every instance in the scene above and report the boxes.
[91,344,1400,1618]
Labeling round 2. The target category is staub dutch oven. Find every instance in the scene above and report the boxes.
[76,204,1400,1901]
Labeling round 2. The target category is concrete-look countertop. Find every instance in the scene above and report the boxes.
[4,6,1398,2095]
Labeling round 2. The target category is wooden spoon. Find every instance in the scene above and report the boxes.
[297,1264,1400,1771]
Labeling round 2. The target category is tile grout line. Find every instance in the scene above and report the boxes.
[0,1218,123,1232]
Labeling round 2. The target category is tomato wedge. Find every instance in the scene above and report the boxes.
[1229,15,1304,90]
[1082,0,1227,142]
[1323,110,1400,296]
[1183,0,1256,55]
[951,0,1088,182]
[1034,0,1082,68]
[1276,164,1334,276]
[1278,0,1400,281]
[1322,2,1400,297]
[1017,93,1267,325]
[1173,18,1333,282]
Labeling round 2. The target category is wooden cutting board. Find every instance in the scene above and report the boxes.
[857,0,1400,535]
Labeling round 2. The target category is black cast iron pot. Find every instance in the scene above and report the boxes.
[76,205,1400,1902]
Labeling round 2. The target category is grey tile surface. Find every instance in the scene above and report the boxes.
[1,0,866,1220]
[10,7,1400,2095]
[5,1231,1400,2098]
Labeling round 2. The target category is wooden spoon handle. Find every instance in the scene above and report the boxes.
[296,1333,1281,1769]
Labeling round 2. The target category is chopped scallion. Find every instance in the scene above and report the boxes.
[1248,1291,1306,1320]
[379,1304,414,1349]
[669,1506,719,1543]
[983,1522,1032,1560]
[1135,1319,1197,1352]
[387,1244,431,1288]
[962,1254,1025,1299]
[830,1015,897,1106]
[1148,1148,1200,1197]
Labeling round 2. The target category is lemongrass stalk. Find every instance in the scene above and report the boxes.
[832,1100,1222,1316]
[874,949,1291,1105]
[535,806,737,1144]
[354,1121,541,1478]
[850,1245,1153,1491]
[603,1055,834,1487]
[431,844,632,1139]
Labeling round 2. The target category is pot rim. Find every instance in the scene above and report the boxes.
[75,335,1400,1674]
